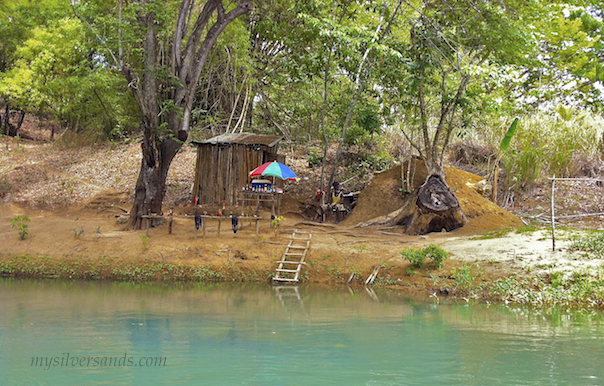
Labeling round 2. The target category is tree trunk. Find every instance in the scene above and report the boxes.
[2,103,10,136]
[13,110,25,137]
[127,133,182,229]
[354,161,467,235]
[402,175,467,234]
[128,161,167,229]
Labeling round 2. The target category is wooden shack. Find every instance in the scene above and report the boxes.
[191,133,284,206]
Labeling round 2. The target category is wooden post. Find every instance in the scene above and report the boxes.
[551,176,556,252]
[492,166,499,203]
[168,208,174,235]
[217,218,221,237]
[255,218,259,236]
[202,217,206,239]
[145,210,150,237]
[194,210,198,240]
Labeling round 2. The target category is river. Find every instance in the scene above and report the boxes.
[1,278,603,385]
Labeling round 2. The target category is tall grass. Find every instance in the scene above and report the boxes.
[498,108,603,190]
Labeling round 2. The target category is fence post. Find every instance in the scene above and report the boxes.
[551,176,555,251]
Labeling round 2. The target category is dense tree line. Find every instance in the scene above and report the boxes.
[0,0,602,229]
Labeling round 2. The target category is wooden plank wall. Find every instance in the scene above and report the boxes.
[192,146,202,200]
[195,144,269,206]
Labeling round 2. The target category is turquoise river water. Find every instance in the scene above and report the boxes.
[1,278,603,385]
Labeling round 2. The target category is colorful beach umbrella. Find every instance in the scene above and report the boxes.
[249,161,298,181]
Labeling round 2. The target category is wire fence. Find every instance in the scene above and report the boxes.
[549,176,604,251]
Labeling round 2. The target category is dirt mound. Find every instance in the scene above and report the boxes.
[343,159,522,234]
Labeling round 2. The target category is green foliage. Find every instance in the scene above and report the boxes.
[474,228,512,240]
[0,15,138,139]
[352,244,367,254]
[11,215,30,240]
[526,9,604,109]
[307,148,323,169]
[500,117,519,151]
[569,232,604,258]
[489,268,604,309]
[140,235,150,250]
[395,3,528,170]
[500,110,603,190]
[515,225,540,235]
[401,245,449,269]
[271,216,286,236]
[450,264,483,292]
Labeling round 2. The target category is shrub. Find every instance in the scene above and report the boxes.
[450,264,483,292]
[401,245,449,269]
[11,215,30,240]
[307,148,322,169]
[140,235,150,250]
[271,216,285,236]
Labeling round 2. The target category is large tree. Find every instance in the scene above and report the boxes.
[75,0,251,228]
[0,0,72,136]
[357,0,538,233]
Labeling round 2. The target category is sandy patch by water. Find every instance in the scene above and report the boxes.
[440,229,604,279]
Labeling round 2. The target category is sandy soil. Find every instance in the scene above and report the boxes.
[0,196,559,288]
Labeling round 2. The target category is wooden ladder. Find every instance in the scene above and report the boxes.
[273,229,312,283]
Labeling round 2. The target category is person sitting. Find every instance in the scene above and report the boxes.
[331,181,346,224]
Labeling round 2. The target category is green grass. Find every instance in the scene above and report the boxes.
[569,231,604,258]
[488,269,604,309]
[0,253,272,282]
[473,228,512,240]
[515,225,540,234]
[473,225,541,240]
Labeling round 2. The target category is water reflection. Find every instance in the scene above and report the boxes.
[1,278,603,385]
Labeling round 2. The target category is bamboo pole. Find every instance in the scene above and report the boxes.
[551,175,555,252]
[553,212,604,219]
[547,177,604,182]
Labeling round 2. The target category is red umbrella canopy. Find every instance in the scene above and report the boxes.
[249,161,298,181]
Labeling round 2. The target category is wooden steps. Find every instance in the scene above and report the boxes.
[273,229,312,283]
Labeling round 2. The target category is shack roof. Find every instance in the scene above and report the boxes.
[192,133,282,148]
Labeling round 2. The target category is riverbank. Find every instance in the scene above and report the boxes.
[2,134,604,310]
[3,201,604,310]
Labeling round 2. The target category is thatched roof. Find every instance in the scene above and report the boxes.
[192,133,282,148]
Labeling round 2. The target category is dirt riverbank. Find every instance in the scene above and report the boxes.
[1,197,592,291]
[2,132,604,305]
